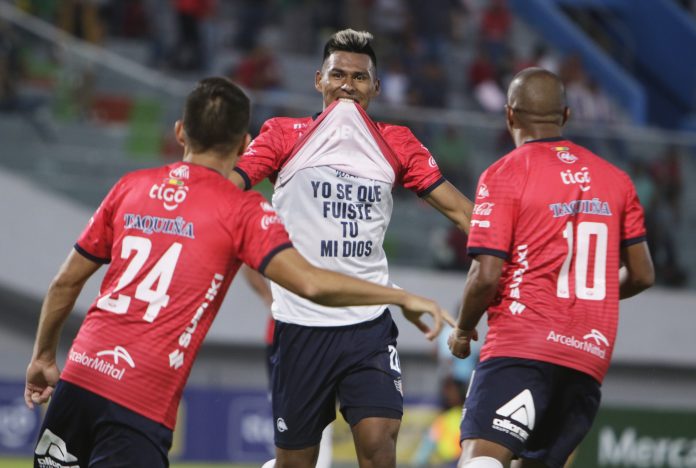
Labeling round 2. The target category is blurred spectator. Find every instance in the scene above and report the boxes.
[234,0,271,52]
[232,45,281,91]
[171,0,214,71]
[380,56,410,106]
[468,46,505,113]
[409,57,448,108]
[0,22,54,140]
[479,0,511,64]
[411,376,466,467]
[143,0,175,69]
[412,320,480,466]
[645,147,688,287]
[57,0,104,44]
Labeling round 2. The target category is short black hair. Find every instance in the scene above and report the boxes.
[322,29,377,69]
[183,77,250,154]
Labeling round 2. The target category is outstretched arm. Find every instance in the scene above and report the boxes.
[263,248,451,339]
[25,249,101,408]
[423,181,473,234]
[619,241,654,299]
[448,254,504,359]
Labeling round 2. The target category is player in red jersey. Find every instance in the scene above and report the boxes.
[24,77,447,468]
[230,29,472,468]
[448,68,655,468]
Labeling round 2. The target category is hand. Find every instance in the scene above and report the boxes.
[400,294,446,341]
[448,327,479,359]
[25,359,60,409]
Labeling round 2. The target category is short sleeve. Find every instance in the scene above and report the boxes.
[621,177,647,247]
[75,181,121,263]
[234,119,286,189]
[390,127,446,196]
[234,191,293,274]
[466,159,523,260]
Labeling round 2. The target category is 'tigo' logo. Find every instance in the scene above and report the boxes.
[149,179,189,211]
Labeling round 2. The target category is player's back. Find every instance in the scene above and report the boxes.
[61,162,282,428]
[469,139,646,382]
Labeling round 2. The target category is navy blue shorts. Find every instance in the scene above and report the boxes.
[34,380,172,468]
[270,310,403,449]
[461,357,601,468]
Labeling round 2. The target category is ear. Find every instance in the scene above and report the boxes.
[561,107,570,127]
[314,70,323,93]
[373,77,381,96]
[506,105,515,128]
[174,120,185,147]
[237,133,251,156]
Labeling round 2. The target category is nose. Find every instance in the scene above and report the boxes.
[340,79,355,91]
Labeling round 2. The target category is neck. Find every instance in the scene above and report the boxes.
[511,126,563,148]
[182,150,236,177]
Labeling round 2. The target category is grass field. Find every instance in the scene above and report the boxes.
[0,458,256,467]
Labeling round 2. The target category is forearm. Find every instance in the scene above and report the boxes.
[456,279,497,331]
[302,268,407,308]
[424,182,473,234]
[32,281,83,361]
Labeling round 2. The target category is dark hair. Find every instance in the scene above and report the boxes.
[183,77,250,154]
[322,29,377,69]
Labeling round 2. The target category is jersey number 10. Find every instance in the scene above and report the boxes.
[96,235,182,321]
[557,221,607,301]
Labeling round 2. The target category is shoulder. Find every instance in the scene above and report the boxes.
[377,121,419,144]
[260,116,313,134]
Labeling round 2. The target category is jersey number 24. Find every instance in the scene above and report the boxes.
[96,235,182,322]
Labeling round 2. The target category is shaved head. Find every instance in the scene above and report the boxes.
[507,67,567,125]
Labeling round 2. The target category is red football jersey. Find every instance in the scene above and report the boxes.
[467,138,646,382]
[61,162,291,429]
[234,101,444,195]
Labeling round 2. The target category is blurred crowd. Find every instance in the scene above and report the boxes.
[2,0,691,287]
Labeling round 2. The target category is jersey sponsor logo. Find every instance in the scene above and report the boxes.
[549,198,612,218]
[583,328,610,346]
[123,213,195,239]
[560,166,591,191]
[492,389,535,442]
[554,146,578,164]
[276,418,288,432]
[471,219,490,228]
[388,345,401,374]
[261,214,283,230]
[477,183,489,200]
[473,202,495,216]
[508,301,526,315]
[598,427,696,467]
[68,346,134,381]
[169,273,225,370]
[169,165,190,180]
[546,329,608,359]
[96,345,135,368]
[428,155,438,168]
[149,178,190,211]
[508,244,528,312]
[35,429,79,467]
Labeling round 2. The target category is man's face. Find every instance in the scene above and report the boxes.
[315,51,380,110]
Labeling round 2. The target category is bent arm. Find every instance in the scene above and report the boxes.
[263,248,445,339]
[619,241,654,299]
[423,181,473,234]
[456,255,503,330]
[32,249,101,361]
